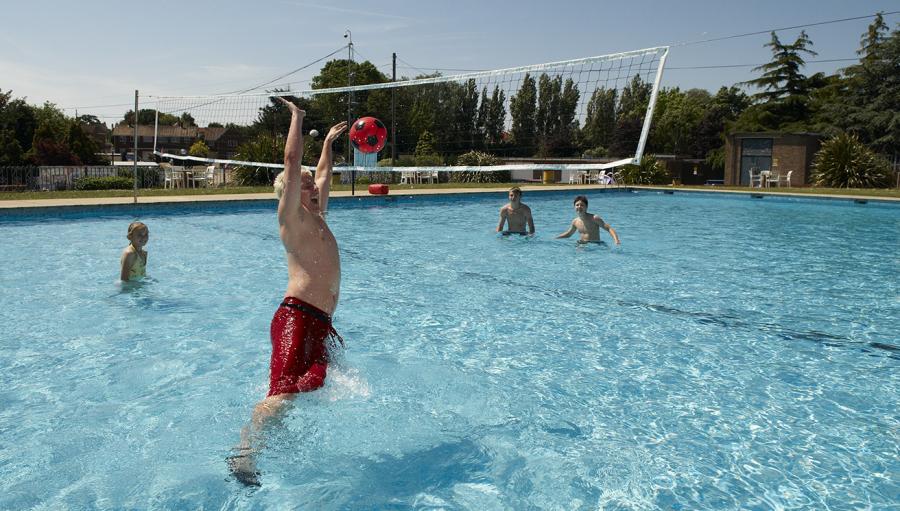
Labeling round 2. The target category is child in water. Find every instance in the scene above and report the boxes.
[120,221,149,281]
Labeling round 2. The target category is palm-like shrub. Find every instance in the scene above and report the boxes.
[450,151,509,183]
[618,155,669,185]
[232,133,283,185]
[811,133,892,188]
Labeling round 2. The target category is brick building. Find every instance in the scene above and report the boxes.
[724,132,823,186]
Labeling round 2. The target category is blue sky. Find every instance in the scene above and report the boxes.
[1,0,897,124]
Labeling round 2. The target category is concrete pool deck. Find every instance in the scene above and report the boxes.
[1,184,898,209]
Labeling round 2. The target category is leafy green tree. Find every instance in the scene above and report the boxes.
[0,129,24,165]
[814,16,899,154]
[811,132,892,188]
[414,129,442,166]
[189,139,210,158]
[509,73,537,155]
[0,89,37,157]
[28,123,80,165]
[734,31,821,131]
[179,112,197,128]
[745,31,818,102]
[66,122,107,165]
[123,109,179,126]
[485,86,506,150]
[582,87,617,155]
[310,59,389,125]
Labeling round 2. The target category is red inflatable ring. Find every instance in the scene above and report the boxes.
[368,183,389,195]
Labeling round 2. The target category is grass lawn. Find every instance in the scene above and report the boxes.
[1,183,898,201]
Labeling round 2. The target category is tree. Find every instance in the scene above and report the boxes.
[310,59,389,125]
[0,89,37,157]
[744,31,818,102]
[28,123,80,165]
[0,129,24,165]
[189,139,210,158]
[818,16,900,155]
[582,87,617,154]
[67,122,106,165]
[123,109,179,126]
[509,73,537,155]
[484,86,506,150]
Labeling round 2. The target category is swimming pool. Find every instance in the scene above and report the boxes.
[1,190,897,509]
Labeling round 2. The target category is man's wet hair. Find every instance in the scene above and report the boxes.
[574,195,588,207]
[509,186,522,197]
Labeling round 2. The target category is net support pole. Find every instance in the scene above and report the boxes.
[133,90,139,204]
[634,47,669,164]
[347,35,355,196]
[391,52,397,165]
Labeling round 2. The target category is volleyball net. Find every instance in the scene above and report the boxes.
[148,46,668,180]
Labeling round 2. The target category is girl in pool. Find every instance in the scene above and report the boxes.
[120,221,149,281]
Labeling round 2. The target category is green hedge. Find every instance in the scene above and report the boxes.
[75,176,134,190]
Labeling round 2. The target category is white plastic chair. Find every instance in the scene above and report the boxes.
[748,167,762,188]
[775,170,792,187]
[163,167,175,189]
[400,171,417,184]
[191,165,214,187]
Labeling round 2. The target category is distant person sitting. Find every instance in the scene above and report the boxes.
[556,195,620,245]
[496,187,535,235]
[120,221,149,281]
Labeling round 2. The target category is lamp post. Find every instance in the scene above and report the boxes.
[344,29,354,195]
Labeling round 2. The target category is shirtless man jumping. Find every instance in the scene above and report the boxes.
[496,186,535,235]
[229,98,348,486]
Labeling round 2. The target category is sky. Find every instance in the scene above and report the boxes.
[1,0,897,125]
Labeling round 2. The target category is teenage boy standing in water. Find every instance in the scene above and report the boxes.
[556,195,620,245]
[496,186,535,235]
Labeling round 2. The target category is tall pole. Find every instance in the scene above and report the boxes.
[345,29,354,196]
[133,90,139,204]
[391,52,397,166]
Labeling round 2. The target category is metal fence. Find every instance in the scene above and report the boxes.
[0,166,164,191]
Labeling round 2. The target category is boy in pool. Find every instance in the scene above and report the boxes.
[556,195,620,245]
[229,98,348,486]
[119,221,149,281]
[496,186,535,235]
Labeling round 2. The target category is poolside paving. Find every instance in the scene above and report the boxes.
[0,184,897,209]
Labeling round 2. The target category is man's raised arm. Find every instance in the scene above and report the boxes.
[275,97,305,221]
[315,121,348,214]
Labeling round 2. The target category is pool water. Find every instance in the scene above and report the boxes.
[1,190,898,510]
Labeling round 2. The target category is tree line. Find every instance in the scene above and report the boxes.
[1,14,896,179]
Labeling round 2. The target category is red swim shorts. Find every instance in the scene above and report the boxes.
[267,297,343,396]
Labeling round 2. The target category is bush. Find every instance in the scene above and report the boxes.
[618,155,669,185]
[811,133,892,188]
[450,150,510,183]
[232,165,278,186]
[117,167,161,188]
[75,176,134,190]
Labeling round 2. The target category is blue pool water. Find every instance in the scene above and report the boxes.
[1,190,898,510]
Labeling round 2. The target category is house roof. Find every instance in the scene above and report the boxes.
[111,124,229,141]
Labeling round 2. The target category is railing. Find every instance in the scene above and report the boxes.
[0,166,163,191]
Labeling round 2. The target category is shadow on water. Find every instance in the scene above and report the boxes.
[334,438,493,508]
[109,278,196,313]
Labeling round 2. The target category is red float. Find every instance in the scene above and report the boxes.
[368,183,389,195]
